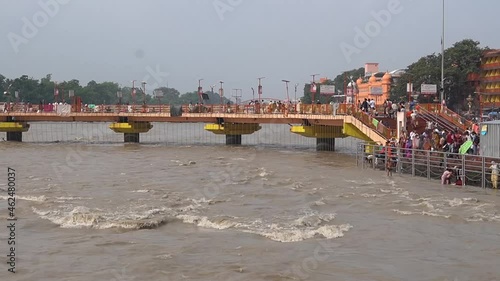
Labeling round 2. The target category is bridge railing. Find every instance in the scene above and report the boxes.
[0,103,172,114]
[356,142,500,189]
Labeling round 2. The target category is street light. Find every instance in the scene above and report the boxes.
[282,80,290,102]
[311,73,320,104]
[141,81,147,106]
[257,77,265,102]
[219,80,224,107]
[198,79,204,107]
[116,91,122,112]
[440,0,445,103]
[251,87,255,100]
[154,89,164,113]
[294,83,299,102]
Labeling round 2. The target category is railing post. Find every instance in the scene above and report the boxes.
[361,143,365,169]
[443,152,447,172]
[411,148,415,177]
[427,150,431,180]
[481,156,486,189]
[372,144,376,170]
[396,146,401,174]
[356,143,359,167]
[461,154,466,187]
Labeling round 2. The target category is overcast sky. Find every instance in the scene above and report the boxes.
[1,0,499,100]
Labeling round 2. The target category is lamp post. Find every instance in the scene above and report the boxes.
[251,87,255,100]
[141,81,147,105]
[198,79,204,108]
[219,80,224,107]
[440,0,445,103]
[154,89,163,113]
[131,80,137,108]
[14,90,19,102]
[257,77,265,102]
[294,83,299,102]
[282,80,290,102]
[311,74,320,104]
[466,94,474,115]
[69,90,75,112]
[116,91,122,112]
[407,79,413,103]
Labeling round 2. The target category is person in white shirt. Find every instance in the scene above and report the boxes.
[490,161,498,189]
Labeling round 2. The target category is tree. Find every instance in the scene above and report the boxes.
[390,39,486,110]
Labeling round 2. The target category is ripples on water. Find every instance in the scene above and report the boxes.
[1,123,500,280]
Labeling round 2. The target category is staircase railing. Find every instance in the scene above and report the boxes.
[418,104,472,132]
[417,106,457,133]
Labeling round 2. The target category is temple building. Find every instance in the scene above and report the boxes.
[480,49,500,115]
[355,63,394,105]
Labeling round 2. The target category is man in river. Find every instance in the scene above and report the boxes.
[441,168,453,185]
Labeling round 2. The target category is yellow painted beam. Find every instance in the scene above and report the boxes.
[290,125,345,138]
[0,122,30,132]
[342,123,373,142]
[109,122,153,133]
[204,123,261,135]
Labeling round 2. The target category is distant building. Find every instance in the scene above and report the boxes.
[354,63,395,105]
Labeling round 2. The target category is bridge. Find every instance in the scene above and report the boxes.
[0,103,471,151]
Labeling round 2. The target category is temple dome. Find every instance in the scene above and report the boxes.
[382,72,392,83]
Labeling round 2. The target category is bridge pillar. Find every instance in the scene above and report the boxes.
[6,132,23,142]
[124,133,140,143]
[0,121,30,142]
[316,138,335,151]
[109,122,153,143]
[205,123,261,146]
[226,134,242,145]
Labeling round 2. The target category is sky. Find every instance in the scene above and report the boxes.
[1,0,499,101]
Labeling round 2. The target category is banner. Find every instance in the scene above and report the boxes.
[370,87,383,95]
[421,84,437,95]
[320,85,336,95]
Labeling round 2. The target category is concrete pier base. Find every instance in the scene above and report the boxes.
[226,134,242,145]
[316,138,335,151]
[6,132,22,142]
[124,133,140,143]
